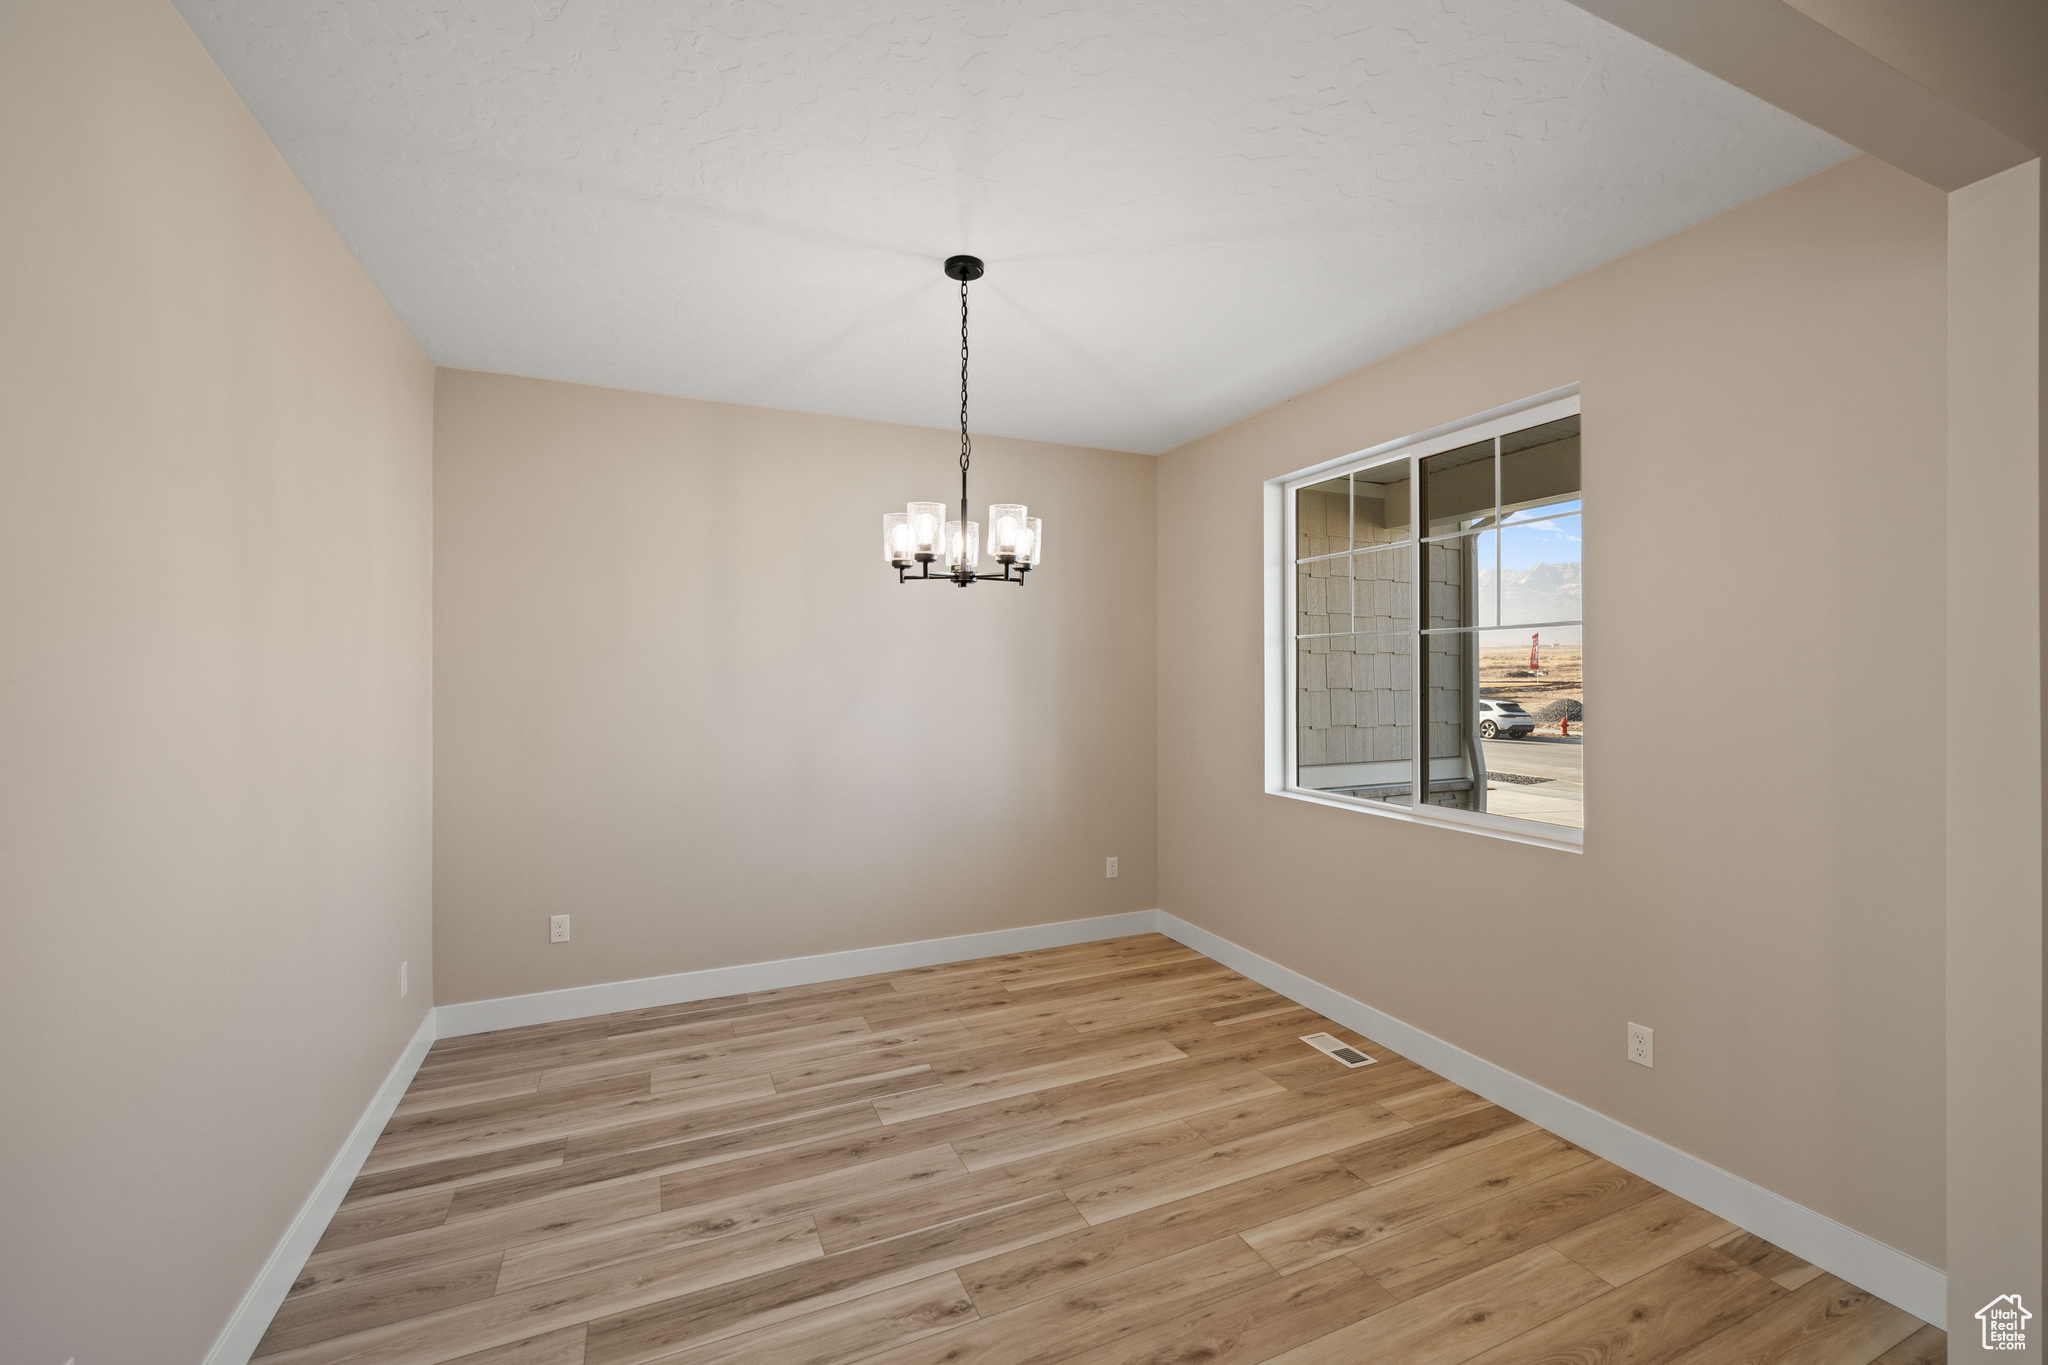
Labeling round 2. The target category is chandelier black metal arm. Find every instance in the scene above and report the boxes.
[879,255,1042,586]
[897,557,1030,585]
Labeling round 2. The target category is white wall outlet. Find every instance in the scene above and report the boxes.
[1627,1022,1654,1068]
[399,961,408,998]
[1105,856,1118,879]
[550,914,571,944]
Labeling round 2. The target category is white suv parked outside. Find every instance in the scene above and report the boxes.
[1477,699,1535,739]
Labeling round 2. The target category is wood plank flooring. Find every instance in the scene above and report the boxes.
[257,934,1942,1365]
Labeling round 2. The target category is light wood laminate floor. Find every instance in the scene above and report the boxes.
[256,934,1945,1365]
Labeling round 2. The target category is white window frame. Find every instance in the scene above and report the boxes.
[1263,383,1582,853]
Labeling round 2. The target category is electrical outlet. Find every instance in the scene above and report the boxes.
[399,961,408,999]
[1105,856,1118,879]
[550,915,572,944]
[1627,1022,1654,1068]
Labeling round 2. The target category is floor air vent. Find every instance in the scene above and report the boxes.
[1301,1032,1376,1068]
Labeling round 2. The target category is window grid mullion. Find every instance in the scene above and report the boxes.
[1410,453,1424,809]
[1494,436,1502,631]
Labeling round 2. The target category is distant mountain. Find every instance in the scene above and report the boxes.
[1479,562,1580,626]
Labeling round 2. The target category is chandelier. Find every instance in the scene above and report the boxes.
[882,256,1041,587]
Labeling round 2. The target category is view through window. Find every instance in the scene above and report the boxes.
[1289,403,1581,837]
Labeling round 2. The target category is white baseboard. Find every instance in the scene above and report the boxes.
[201,1009,437,1365]
[435,910,1164,1038]
[1152,911,1948,1329]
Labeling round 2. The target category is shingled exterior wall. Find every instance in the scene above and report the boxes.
[1295,483,1412,772]
[1298,481,1489,808]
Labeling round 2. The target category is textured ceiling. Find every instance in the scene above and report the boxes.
[174,0,1853,454]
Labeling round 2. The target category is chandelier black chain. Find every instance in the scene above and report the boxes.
[959,279,972,477]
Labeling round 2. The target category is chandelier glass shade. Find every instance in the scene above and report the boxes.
[882,256,1040,587]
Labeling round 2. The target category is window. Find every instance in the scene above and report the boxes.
[1267,389,1582,848]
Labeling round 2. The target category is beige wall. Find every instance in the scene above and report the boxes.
[1543,0,2048,1324]
[1157,155,1949,1264]
[433,371,1157,1004]
[0,1,436,1361]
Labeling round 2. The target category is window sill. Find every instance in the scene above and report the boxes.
[1271,785,1584,853]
